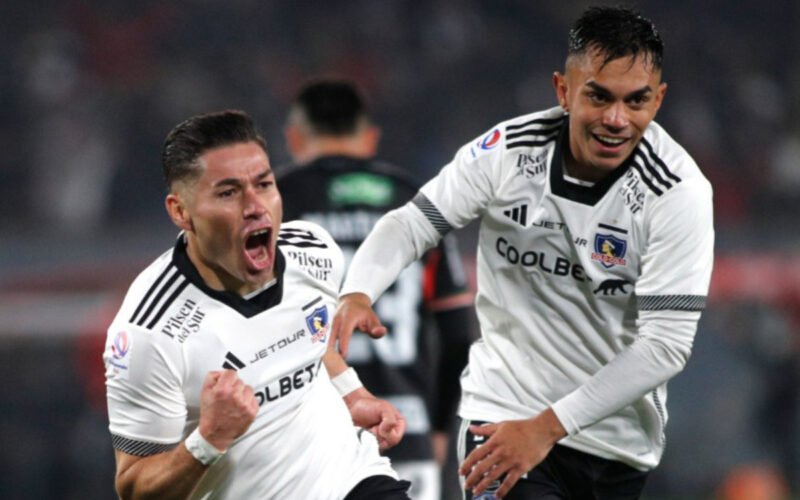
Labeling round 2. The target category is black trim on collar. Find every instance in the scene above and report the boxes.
[172,235,286,318]
[549,121,633,206]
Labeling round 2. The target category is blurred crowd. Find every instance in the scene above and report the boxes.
[1,1,799,498]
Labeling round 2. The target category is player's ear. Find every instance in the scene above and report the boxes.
[361,125,380,158]
[165,191,193,232]
[284,124,306,162]
[653,81,667,114]
[552,72,568,112]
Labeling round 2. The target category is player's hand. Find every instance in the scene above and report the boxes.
[330,293,387,357]
[345,388,406,450]
[459,409,566,499]
[197,370,259,451]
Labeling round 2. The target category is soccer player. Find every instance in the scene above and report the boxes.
[331,6,714,499]
[103,109,412,499]
[277,78,477,500]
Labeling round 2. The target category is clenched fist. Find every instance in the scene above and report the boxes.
[197,370,259,451]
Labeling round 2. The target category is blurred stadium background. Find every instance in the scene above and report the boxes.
[1,1,798,498]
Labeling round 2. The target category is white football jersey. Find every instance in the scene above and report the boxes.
[348,106,714,471]
[104,220,395,499]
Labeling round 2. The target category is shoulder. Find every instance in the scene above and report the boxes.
[114,246,178,325]
[278,220,340,251]
[459,107,566,163]
[278,220,345,285]
[639,121,712,202]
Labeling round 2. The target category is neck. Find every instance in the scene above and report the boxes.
[297,137,372,164]
[184,235,274,296]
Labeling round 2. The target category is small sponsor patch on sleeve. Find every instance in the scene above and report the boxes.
[107,330,132,380]
[468,128,502,161]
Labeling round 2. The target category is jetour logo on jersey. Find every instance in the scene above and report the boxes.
[305,305,329,343]
[591,234,628,268]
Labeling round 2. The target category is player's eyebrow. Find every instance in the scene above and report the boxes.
[585,81,652,100]
[213,167,273,188]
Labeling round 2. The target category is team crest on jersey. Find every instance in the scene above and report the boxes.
[305,306,329,343]
[108,331,132,379]
[591,233,628,268]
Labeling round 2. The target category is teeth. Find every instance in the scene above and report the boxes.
[597,135,626,145]
[251,228,269,237]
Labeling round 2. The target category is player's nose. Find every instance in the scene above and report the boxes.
[602,102,629,130]
[242,186,267,218]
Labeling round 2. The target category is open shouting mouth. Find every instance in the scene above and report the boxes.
[244,227,273,271]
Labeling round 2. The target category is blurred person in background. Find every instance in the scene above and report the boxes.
[277,78,478,500]
[331,6,714,499]
[103,109,412,499]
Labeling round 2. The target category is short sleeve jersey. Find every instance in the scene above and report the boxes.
[412,106,714,470]
[276,156,472,461]
[104,220,395,499]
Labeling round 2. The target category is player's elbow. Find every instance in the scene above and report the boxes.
[647,335,692,378]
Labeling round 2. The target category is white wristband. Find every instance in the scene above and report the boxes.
[185,428,226,466]
[330,367,363,396]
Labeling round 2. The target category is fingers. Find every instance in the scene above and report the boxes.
[329,312,345,354]
[461,444,498,490]
[495,469,524,499]
[202,370,223,390]
[469,422,498,436]
[459,437,491,476]
[367,324,387,337]
[330,310,353,357]
[377,410,405,449]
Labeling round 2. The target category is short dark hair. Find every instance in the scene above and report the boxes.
[290,78,369,136]
[162,109,268,189]
[568,6,663,70]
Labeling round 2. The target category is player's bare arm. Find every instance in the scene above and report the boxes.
[329,292,387,356]
[459,409,567,499]
[113,370,258,499]
[322,348,405,450]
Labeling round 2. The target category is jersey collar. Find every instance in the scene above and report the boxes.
[549,121,634,206]
[172,234,286,318]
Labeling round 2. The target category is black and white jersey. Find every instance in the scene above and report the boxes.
[104,220,395,500]
[342,106,714,471]
[277,156,474,465]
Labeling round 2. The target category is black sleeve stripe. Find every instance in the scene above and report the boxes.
[277,240,328,248]
[640,137,682,183]
[277,228,328,248]
[630,161,664,196]
[633,149,673,190]
[637,294,706,311]
[505,124,561,141]
[412,193,452,236]
[505,116,565,131]
[129,265,174,324]
[111,434,178,456]
[135,269,181,327]
[506,135,559,150]
[279,228,322,240]
[146,279,190,330]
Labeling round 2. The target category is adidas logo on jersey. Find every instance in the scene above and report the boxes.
[503,204,528,226]
[222,351,246,371]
